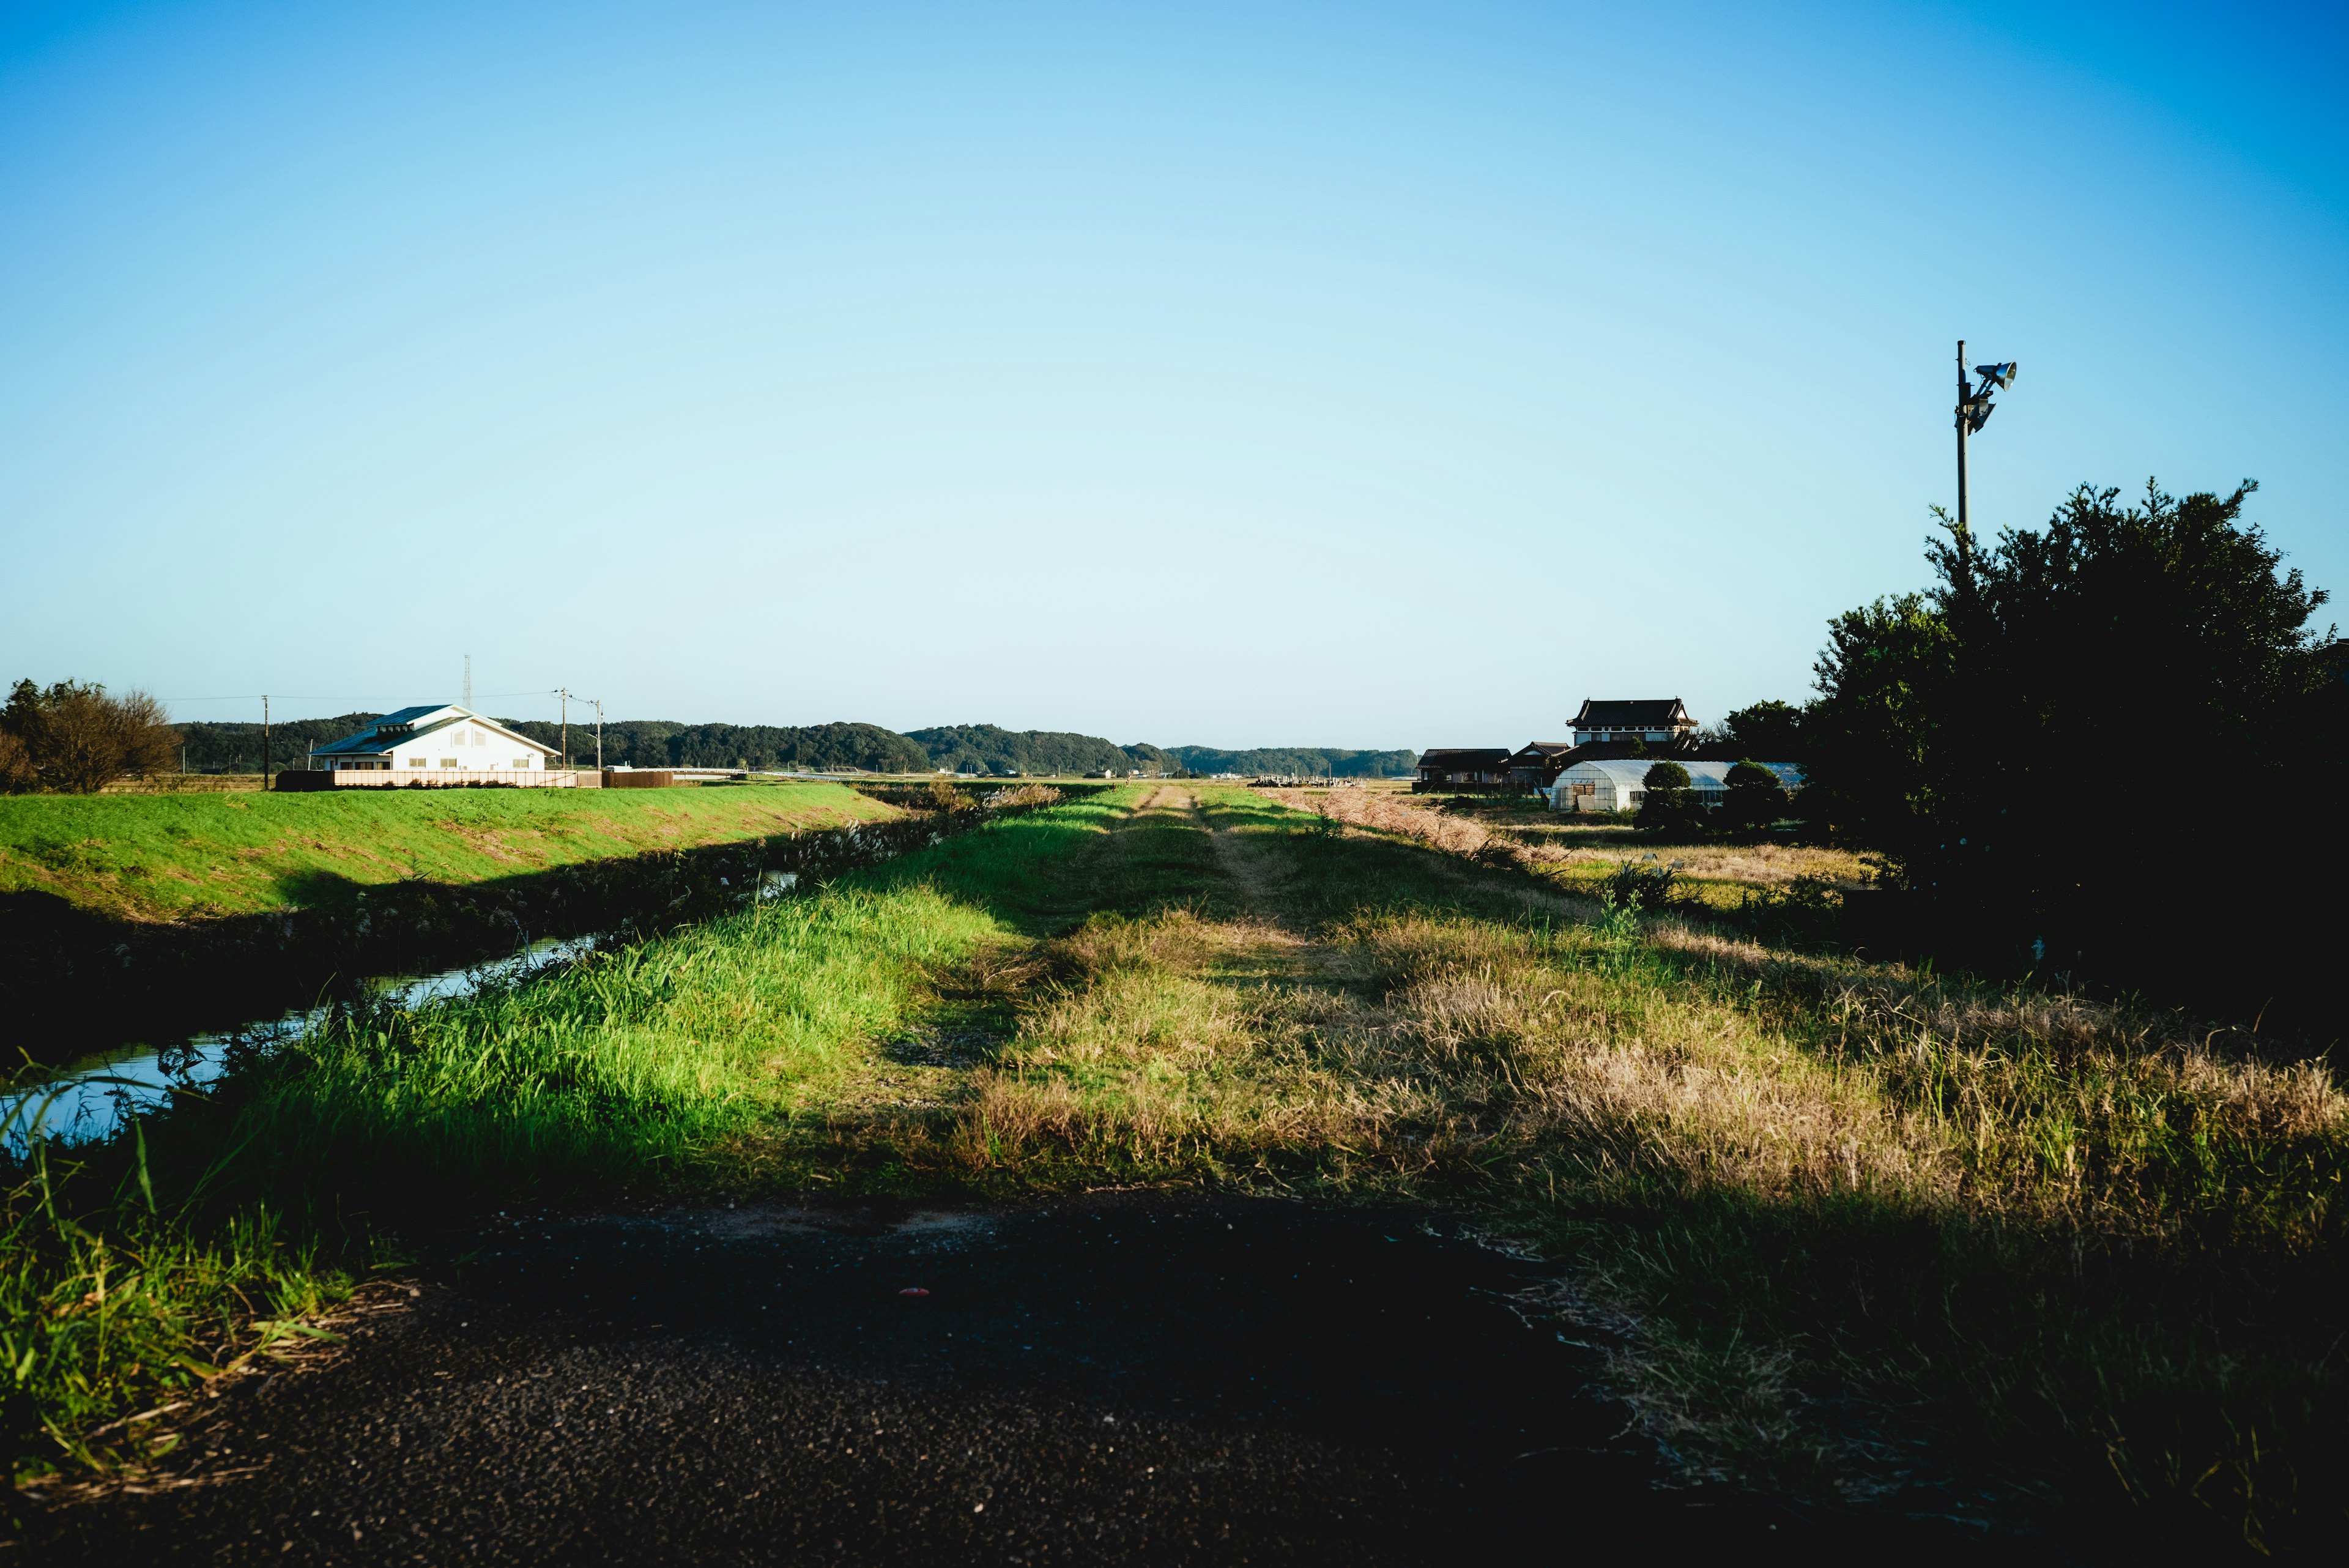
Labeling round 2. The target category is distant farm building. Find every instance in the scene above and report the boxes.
[1568,698,1696,748]
[1548,759,1804,813]
[301,705,565,787]
[1415,748,1513,788]
[1502,741,1576,789]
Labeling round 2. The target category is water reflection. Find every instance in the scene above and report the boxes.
[6,798,976,1155]
[2,933,603,1154]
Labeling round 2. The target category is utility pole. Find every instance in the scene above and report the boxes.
[262,694,272,790]
[1955,339,1970,584]
[1950,344,2016,600]
[560,688,570,770]
[594,699,604,770]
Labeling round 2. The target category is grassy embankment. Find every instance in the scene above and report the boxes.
[10,784,2344,1553]
[0,781,899,923]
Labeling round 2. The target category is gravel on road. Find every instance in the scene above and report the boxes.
[17,1194,1978,1564]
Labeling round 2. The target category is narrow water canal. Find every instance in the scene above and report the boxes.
[5,866,800,1152]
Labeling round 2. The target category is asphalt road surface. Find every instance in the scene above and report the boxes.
[20,1194,1987,1564]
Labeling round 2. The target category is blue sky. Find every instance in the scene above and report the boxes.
[3,1,2342,749]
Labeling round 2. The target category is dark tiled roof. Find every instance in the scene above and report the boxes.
[1570,698,1691,728]
[1418,748,1512,768]
[1550,738,1703,765]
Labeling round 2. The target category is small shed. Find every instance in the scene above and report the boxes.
[1547,759,1804,813]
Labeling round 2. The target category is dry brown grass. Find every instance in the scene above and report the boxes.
[789,785,2349,1539]
[987,783,1065,809]
[1264,786,1872,900]
[959,798,2348,1239]
[1264,784,1497,857]
[1523,836,1872,888]
[903,869,2348,1529]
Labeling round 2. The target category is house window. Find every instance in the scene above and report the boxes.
[515,758,531,769]
[440,758,459,768]
[407,757,424,768]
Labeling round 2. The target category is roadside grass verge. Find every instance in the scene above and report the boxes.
[0,780,897,923]
[861,787,2349,1551]
[3,787,1141,1481]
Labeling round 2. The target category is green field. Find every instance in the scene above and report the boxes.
[0,782,902,923]
[9,783,2343,1552]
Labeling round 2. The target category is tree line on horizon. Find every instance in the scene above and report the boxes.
[154,713,1420,780]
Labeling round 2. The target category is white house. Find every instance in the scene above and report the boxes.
[1548,759,1804,813]
[305,705,566,787]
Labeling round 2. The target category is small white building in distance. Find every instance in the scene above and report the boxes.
[1548,759,1805,813]
[305,705,565,787]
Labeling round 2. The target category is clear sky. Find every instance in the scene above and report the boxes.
[4,1,2342,749]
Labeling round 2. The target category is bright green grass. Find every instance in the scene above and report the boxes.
[0,782,899,922]
[231,784,1156,1194]
[4,787,1148,1473]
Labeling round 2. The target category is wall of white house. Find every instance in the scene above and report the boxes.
[334,721,549,771]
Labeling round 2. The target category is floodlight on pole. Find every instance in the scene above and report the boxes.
[1953,340,2017,592]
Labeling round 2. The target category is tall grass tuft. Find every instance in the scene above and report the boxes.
[2,1128,347,1479]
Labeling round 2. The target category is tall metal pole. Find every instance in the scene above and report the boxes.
[594,699,604,771]
[1955,339,1970,571]
[262,694,272,790]
[560,688,570,770]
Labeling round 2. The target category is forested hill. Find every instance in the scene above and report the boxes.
[1163,745,1417,778]
[494,719,928,773]
[177,714,382,774]
[171,715,1416,776]
[905,726,1167,776]
[904,727,1416,777]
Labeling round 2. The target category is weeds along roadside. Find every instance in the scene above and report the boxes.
[1,786,1140,1484]
[861,787,2349,1553]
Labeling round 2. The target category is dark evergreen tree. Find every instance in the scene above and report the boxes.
[1636,760,1697,833]
[1721,759,1788,835]
[1803,478,2342,1019]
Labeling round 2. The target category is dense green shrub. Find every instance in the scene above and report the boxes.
[1721,759,1788,835]
[1798,479,2345,1018]
[1636,760,1697,833]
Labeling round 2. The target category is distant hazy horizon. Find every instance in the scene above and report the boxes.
[6,1,2343,749]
